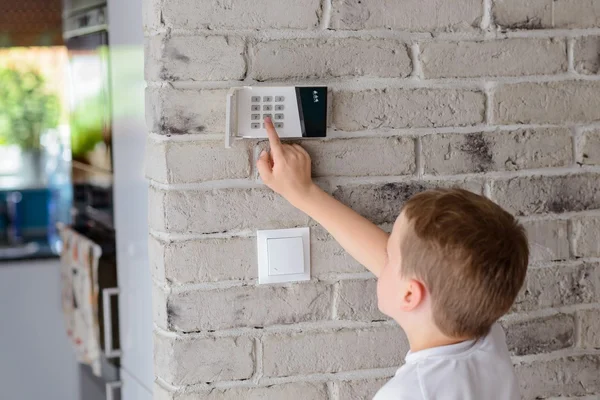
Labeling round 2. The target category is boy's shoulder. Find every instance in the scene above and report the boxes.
[373,324,520,400]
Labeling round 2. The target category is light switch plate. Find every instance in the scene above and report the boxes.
[225,86,327,148]
[257,227,310,284]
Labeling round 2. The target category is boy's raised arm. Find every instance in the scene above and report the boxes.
[257,118,389,277]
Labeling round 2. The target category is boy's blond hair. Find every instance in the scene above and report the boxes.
[401,188,529,338]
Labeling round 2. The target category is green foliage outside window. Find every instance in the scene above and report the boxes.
[0,68,60,151]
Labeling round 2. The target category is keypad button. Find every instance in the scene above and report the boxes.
[274,122,284,129]
[275,96,285,102]
[275,104,284,111]
[263,113,273,119]
[251,96,261,102]
[274,113,284,120]
[263,96,273,102]
[251,114,260,120]
[251,123,260,129]
[251,105,260,111]
[263,105,273,111]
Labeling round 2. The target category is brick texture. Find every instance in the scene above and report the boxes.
[145,35,246,82]
[154,333,254,385]
[422,128,572,175]
[522,219,570,263]
[421,39,567,78]
[331,0,482,31]
[336,279,387,321]
[575,37,600,75]
[572,216,600,258]
[582,129,600,165]
[146,139,251,184]
[579,309,600,349]
[262,326,409,377]
[493,81,600,125]
[167,282,332,332]
[161,0,322,29]
[333,88,485,131]
[503,313,575,356]
[146,0,600,396]
[512,263,600,313]
[516,355,600,399]
[253,39,412,80]
[490,173,600,216]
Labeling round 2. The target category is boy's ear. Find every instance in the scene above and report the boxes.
[400,279,425,311]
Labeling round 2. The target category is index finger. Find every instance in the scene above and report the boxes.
[264,117,282,152]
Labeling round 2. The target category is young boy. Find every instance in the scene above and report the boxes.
[257,117,529,399]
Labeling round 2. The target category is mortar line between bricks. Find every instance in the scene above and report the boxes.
[572,126,585,165]
[567,37,576,73]
[154,319,397,339]
[526,258,600,270]
[149,122,600,142]
[146,73,600,90]
[331,281,340,320]
[319,0,332,30]
[409,43,423,79]
[415,136,423,178]
[511,348,600,364]
[567,219,577,259]
[150,228,256,241]
[160,272,376,293]
[253,338,264,384]
[574,307,582,349]
[145,27,600,41]
[503,302,600,323]
[148,166,600,193]
[483,81,496,125]
[480,0,492,30]
[518,210,600,222]
[158,367,399,393]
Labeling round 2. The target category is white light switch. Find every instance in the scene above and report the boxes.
[258,228,310,284]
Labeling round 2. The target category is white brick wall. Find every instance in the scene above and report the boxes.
[145,0,600,397]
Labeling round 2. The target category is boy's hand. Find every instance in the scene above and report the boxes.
[257,117,316,206]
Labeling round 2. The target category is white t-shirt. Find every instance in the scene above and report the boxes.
[373,323,520,400]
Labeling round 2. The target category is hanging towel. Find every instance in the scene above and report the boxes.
[58,224,103,376]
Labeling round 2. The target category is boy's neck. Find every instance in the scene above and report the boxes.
[405,325,473,353]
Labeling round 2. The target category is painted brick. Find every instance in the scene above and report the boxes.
[582,129,600,165]
[146,140,251,184]
[330,0,482,31]
[148,186,311,234]
[522,219,570,263]
[493,81,600,125]
[155,382,329,400]
[252,39,412,80]
[490,173,600,216]
[143,0,161,30]
[166,282,332,332]
[161,0,321,29]
[572,216,600,258]
[554,0,600,28]
[149,236,166,283]
[262,326,409,377]
[422,128,572,175]
[332,179,483,225]
[512,263,600,313]
[257,137,416,177]
[145,35,246,81]
[155,237,256,284]
[312,226,365,276]
[515,355,600,399]
[153,284,169,330]
[337,379,389,400]
[336,279,387,321]
[154,333,254,385]
[579,309,600,349]
[146,87,228,135]
[421,39,566,78]
[575,37,600,75]
[493,0,552,29]
[333,88,485,131]
[503,313,575,356]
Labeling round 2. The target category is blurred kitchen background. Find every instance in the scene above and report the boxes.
[0,0,152,399]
